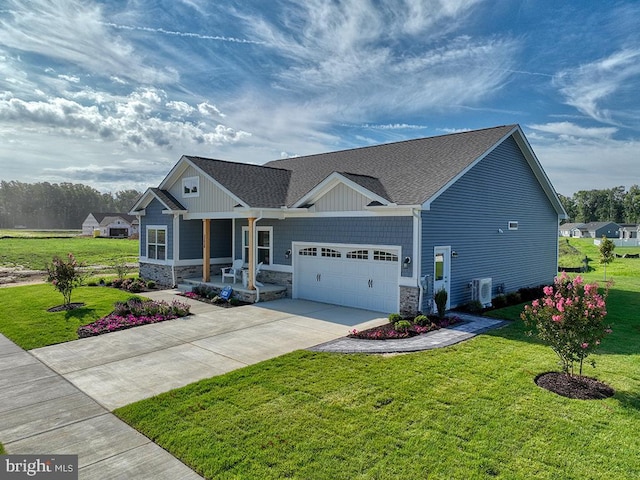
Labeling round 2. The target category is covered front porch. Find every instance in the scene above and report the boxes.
[179,274,288,304]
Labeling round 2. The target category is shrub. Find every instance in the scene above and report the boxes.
[492,295,507,309]
[229,297,241,306]
[146,280,156,289]
[45,253,86,306]
[113,259,130,280]
[394,320,412,332]
[78,298,191,337]
[521,272,611,376]
[506,291,522,306]
[464,300,484,314]
[434,288,448,318]
[414,314,429,327]
[388,313,403,324]
[119,278,145,293]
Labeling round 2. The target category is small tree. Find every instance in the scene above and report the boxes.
[521,272,611,376]
[599,236,615,280]
[46,253,85,307]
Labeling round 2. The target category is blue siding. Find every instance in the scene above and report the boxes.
[179,218,232,259]
[421,136,558,307]
[140,199,173,260]
[235,216,414,277]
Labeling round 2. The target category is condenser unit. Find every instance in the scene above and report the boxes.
[471,278,492,307]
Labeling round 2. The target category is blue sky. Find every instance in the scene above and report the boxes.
[1,0,639,196]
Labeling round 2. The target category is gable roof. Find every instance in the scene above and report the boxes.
[582,221,620,231]
[559,222,585,230]
[265,125,517,206]
[86,212,136,224]
[183,156,291,208]
[129,188,186,214]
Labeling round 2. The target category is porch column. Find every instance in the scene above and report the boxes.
[247,217,256,290]
[202,219,210,282]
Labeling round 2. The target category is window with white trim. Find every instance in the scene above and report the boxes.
[299,247,317,256]
[508,221,519,231]
[242,226,272,265]
[147,227,167,261]
[182,176,199,198]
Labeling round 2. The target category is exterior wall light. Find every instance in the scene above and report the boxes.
[403,256,411,268]
[285,249,292,259]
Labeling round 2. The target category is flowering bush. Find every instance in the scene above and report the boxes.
[521,272,611,376]
[77,298,191,337]
[46,253,85,306]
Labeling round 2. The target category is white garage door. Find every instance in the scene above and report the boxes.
[293,243,400,313]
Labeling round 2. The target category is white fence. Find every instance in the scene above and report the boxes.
[593,238,640,247]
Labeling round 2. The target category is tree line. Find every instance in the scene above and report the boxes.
[0,180,142,229]
[559,186,640,224]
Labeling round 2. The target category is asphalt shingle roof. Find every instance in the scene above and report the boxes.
[186,156,291,208]
[150,188,186,211]
[264,125,516,206]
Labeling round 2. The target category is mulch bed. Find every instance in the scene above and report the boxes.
[535,372,615,400]
[348,317,460,340]
[47,302,85,312]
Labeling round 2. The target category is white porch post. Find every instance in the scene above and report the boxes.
[247,217,256,290]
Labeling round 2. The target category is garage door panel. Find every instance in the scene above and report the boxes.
[294,245,399,313]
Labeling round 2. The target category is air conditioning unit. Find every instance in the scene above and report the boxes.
[471,278,492,307]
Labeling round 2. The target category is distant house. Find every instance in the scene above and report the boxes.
[131,124,566,314]
[82,213,139,237]
[559,222,585,237]
[619,224,638,240]
[580,221,620,239]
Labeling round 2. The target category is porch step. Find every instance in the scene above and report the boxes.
[176,283,193,293]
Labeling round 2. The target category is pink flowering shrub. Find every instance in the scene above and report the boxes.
[77,298,191,338]
[521,272,611,376]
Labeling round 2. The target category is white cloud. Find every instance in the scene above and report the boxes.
[554,49,640,126]
[528,122,618,140]
[197,102,226,118]
[0,0,178,84]
[57,74,80,83]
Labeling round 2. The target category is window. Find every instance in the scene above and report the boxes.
[321,248,341,258]
[347,249,368,260]
[147,227,167,261]
[373,250,398,262]
[508,221,519,231]
[242,226,272,265]
[299,247,317,256]
[182,177,199,197]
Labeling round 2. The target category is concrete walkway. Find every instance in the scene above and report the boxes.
[0,335,202,479]
[310,313,509,353]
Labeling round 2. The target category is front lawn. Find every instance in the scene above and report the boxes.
[116,284,640,478]
[0,284,142,350]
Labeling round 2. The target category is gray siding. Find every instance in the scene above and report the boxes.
[140,199,173,260]
[235,216,414,277]
[421,136,558,307]
[179,218,232,259]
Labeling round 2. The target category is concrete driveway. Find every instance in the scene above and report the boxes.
[31,293,387,410]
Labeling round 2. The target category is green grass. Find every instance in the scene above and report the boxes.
[115,240,640,479]
[0,284,143,349]
[0,236,138,270]
[0,229,82,238]
[0,442,4,454]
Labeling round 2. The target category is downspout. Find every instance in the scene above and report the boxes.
[253,212,264,303]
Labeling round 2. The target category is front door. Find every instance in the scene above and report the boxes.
[433,246,451,311]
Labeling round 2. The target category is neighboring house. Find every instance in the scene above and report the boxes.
[579,221,620,239]
[559,222,585,237]
[130,124,566,314]
[82,213,139,237]
[619,224,638,240]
